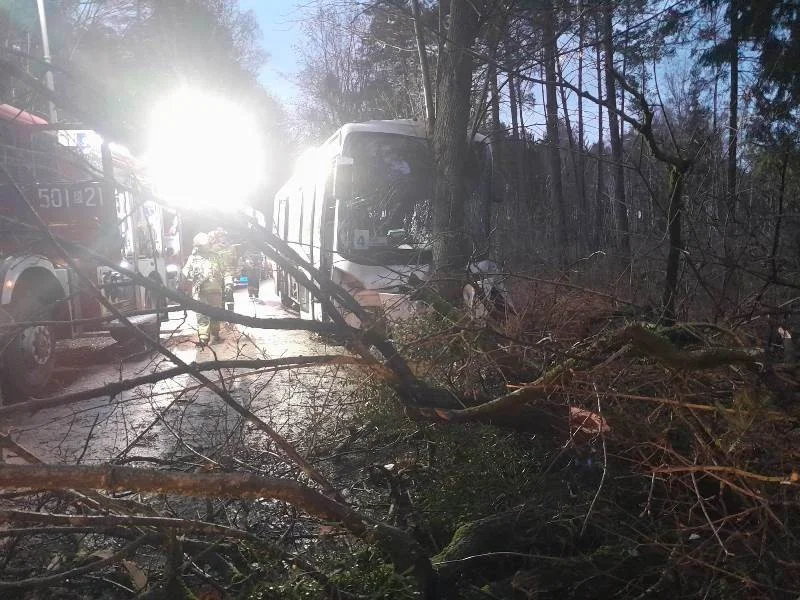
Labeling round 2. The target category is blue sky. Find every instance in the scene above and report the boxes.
[237,1,305,105]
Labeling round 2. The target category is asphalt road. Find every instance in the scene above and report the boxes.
[0,282,345,467]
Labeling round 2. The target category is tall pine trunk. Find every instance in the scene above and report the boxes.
[432,0,479,296]
[509,73,519,139]
[662,167,685,323]
[727,0,739,219]
[557,59,585,254]
[602,0,630,258]
[515,77,530,213]
[543,0,568,262]
[489,62,501,136]
[577,0,587,251]
[594,13,605,250]
[411,0,435,136]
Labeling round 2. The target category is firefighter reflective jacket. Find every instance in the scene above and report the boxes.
[182,248,223,296]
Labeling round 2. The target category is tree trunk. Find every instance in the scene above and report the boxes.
[542,0,568,262]
[489,60,501,136]
[432,0,480,296]
[602,0,630,258]
[662,166,685,323]
[594,25,605,249]
[509,73,519,139]
[411,0,435,136]
[727,0,739,220]
[577,0,588,251]
[557,59,584,253]
[516,77,531,214]
[770,149,789,280]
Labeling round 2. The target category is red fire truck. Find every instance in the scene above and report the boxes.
[0,105,181,398]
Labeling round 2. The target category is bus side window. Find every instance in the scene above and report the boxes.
[288,188,302,244]
[324,163,334,199]
[302,186,314,250]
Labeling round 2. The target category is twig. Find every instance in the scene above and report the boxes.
[653,465,799,485]
[631,545,678,600]
[580,384,607,538]
[509,273,642,307]
[638,472,656,518]
[75,413,100,465]
[434,551,566,566]
[0,533,149,590]
[690,468,731,557]
[570,385,790,419]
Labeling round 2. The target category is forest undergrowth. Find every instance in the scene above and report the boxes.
[338,274,799,599]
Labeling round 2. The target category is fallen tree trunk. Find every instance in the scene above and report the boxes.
[617,324,764,370]
[0,464,438,597]
[411,323,770,434]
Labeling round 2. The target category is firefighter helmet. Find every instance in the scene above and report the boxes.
[193,232,210,248]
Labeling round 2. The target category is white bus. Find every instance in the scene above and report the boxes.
[272,119,495,326]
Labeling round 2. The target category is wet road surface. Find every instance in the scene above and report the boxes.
[0,282,348,466]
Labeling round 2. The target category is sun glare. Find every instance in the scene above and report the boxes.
[146,88,265,210]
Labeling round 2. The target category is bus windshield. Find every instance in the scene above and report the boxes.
[344,132,433,252]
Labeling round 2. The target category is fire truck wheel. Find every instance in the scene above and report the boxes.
[3,296,56,398]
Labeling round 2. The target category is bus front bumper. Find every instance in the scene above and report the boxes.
[343,290,422,328]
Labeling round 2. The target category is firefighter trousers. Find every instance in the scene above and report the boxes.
[196,290,222,343]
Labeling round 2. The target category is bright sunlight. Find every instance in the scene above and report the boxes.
[146,88,265,210]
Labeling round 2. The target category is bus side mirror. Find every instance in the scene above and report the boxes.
[333,156,354,200]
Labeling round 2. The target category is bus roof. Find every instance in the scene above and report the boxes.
[331,119,427,144]
[276,119,429,199]
[276,119,492,200]
[329,118,489,148]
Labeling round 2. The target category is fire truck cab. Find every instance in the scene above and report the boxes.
[0,105,181,398]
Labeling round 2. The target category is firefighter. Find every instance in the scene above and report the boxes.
[210,228,239,311]
[182,232,224,346]
[243,251,263,299]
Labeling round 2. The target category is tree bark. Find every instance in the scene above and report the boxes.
[509,73,519,139]
[770,149,789,280]
[542,0,568,261]
[594,16,605,249]
[557,58,584,253]
[489,58,501,136]
[432,0,481,295]
[577,0,588,251]
[662,166,684,323]
[602,0,630,257]
[515,76,531,214]
[727,0,739,219]
[0,464,438,597]
[411,0,435,136]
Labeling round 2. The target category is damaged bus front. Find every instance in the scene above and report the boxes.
[272,119,496,326]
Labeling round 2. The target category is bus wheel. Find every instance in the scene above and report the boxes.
[280,275,294,308]
[274,271,289,306]
[2,295,56,399]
